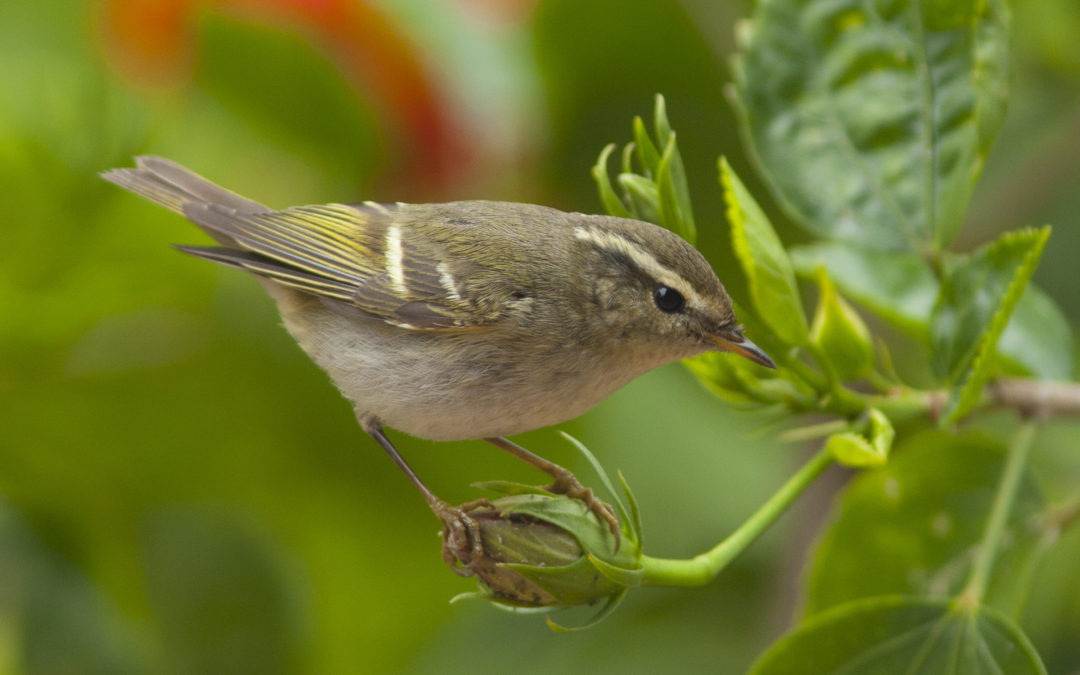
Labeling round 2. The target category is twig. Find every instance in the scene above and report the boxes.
[990,377,1080,419]
[859,377,1080,424]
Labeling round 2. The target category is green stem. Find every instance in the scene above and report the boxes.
[779,418,850,443]
[867,369,898,393]
[956,421,1038,609]
[863,390,934,423]
[640,447,833,586]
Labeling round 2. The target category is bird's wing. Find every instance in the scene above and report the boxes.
[176,201,494,330]
[103,157,516,330]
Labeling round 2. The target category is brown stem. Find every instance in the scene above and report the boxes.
[990,377,1080,420]
[914,377,1080,423]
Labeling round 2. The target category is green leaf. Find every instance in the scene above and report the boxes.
[750,596,1046,675]
[616,471,644,550]
[997,283,1076,381]
[586,553,645,588]
[500,496,639,569]
[655,136,681,237]
[825,433,885,469]
[632,116,661,176]
[932,228,1050,380]
[594,95,697,244]
[502,557,623,606]
[656,133,696,245]
[805,430,1044,617]
[824,409,893,468]
[790,243,938,334]
[620,142,636,178]
[720,158,808,346]
[545,589,628,632]
[471,480,557,497]
[733,0,1012,250]
[653,96,696,243]
[810,268,873,381]
[558,431,638,547]
[790,242,1074,380]
[684,352,773,407]
[592,144,634,219]
[652,93,674,152]
[618,173,660,224]
[933,227,1051,423]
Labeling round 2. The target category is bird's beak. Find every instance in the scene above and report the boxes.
[708,329,776,369]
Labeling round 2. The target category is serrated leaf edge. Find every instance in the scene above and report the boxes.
[942,227,1051,424]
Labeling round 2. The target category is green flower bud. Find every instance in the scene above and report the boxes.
[811,268,874,381]
[826,408,894,468]
[446,493,643,611]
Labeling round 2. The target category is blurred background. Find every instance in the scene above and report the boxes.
[2,0,1079,672]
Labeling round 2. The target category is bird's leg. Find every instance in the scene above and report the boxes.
[362,420,487,574]
[484,436,621,545]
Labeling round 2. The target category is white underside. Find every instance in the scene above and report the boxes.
[273,290,700,441]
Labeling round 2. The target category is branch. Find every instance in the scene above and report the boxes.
[876,377,1080,424]
[989,377,1080,419]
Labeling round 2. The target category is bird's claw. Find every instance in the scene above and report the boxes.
[545,469,622,550]
[434,500,490,576]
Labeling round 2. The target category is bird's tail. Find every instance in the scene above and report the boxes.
[100,156,269,246]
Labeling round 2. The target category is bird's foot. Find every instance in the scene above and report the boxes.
[544,468,621,548]
[434,498,492,576]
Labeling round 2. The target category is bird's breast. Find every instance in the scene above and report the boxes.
[275,291,694,441]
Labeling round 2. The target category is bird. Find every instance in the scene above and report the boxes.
[102,156,775,556]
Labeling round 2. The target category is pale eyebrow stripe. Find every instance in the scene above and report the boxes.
[573,226,704,307]
[385,225,407,294]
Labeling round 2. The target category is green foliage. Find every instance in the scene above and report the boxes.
[824,408,893,468]
[732,0,1011,252]
[806,430,1043,615]
[720,158,808,347]
[652,97,696,244]
[751,597,1046,675]
[789,242,1075,380]
[196,15,382,182]
[5,0,1080,670]
[932,227,1050,422]
[0,504,146,674]
[652,0,1073,666]
[142,509,307,675]
[810,268,873,381]
[999,285,1076,381]
[592,145,634,219]
[789,243,939,335]
[684,350,795,409]
[592,95,697,244]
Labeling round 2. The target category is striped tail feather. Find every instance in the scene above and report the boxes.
[101,156,270,247]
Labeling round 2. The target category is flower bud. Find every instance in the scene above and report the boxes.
[810,268,874,381]
[445,493,642,610]
[826,408,894,468]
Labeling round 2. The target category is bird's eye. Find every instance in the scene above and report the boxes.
[653,285,685,313]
